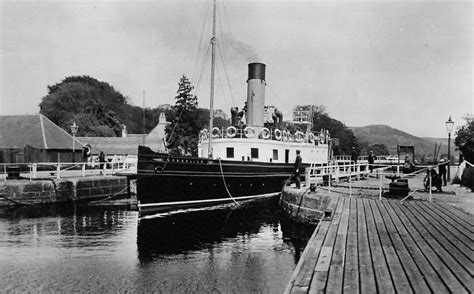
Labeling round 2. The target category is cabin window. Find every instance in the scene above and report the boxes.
[273,149,278,160]
[251,148,259,159]
[226,147,234,158]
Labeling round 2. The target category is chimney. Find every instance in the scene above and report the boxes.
[246,63,266,128]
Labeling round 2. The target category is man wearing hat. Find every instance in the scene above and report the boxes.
[293,150,302,189]
[368,150,376,173]
[438,159,447,186]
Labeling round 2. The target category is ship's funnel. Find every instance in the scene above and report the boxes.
[246,63,266,128]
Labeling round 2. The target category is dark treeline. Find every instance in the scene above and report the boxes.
[40,76,179,137]
[38,75,372,157]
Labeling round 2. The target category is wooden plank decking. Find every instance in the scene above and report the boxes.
[285,196,474,293]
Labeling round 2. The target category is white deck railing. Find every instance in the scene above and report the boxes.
[200,126,330,145]
[1,157,137,181]
[305,161,371,187]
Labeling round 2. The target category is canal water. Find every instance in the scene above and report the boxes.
[0,199,315,293]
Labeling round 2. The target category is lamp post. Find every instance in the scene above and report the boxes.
[445,116,454,182]
[71,121,78,163]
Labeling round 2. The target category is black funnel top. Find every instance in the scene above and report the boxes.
[248,63,266,81]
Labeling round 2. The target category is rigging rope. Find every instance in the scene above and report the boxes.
[218,158,239,206]
[215,62,232,110]
[195,45,211,93]
[217,43,236,106]
[295,185,312,218]
[0,194,33,206]
[216,7,237,106]
[221,0,246,97]
[88,185,130,204]
[191,0,212,82]
[166,104,187,145]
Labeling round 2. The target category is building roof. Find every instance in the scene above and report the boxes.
[0,114,166,155]
[79,136,166,155]
[0,114,82,149]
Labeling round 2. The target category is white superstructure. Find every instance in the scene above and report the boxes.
[199,130,329,164]
[199,62,330,165]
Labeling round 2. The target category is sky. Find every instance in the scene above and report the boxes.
[0,0,472,138]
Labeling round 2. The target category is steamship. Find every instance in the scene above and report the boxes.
[137,0,329,215]
[137,63,330,214]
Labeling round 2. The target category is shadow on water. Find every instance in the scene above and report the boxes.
[137,197,316,264]
[0,203,136,246]
[0,203,78,219]
[280,212,317,264]
[0,202,135,219]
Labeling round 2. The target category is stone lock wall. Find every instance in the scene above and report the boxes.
[0,176,128,207]
[280,186,335,225]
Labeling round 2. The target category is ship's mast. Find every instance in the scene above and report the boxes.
[208,0,217,158]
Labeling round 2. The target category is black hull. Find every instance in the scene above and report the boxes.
[137,146,297,214]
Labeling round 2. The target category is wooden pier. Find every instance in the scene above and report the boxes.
[285,196,473,293]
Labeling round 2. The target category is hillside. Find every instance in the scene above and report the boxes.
[350,124,448,159]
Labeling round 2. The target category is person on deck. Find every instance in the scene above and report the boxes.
[99,151,106,174]
[293,150,302,189]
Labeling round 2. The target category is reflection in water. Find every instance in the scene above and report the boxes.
[0,204,138,293]
[0,200,315,293]
[136,199,315,293]
[137,201,280,258]
[280,215,316,264]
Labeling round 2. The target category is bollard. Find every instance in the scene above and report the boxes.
[429,170,432,203]
[305,169,310,187]
[82,163,86,177]
[349,168,352,198]
[32,163,37,179]
[328,171,331,194]
[56,164,60,179]
[379,174,383,200]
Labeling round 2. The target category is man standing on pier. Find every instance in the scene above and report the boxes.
[368,150,376,173]
[351,147,358,163]
[439,159,447,186]
[294,150,302,189]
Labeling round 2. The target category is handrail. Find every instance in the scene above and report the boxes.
[199,127,330,144]
[305,160,462,204]
[1,158,137,181]
[304,162,371,187]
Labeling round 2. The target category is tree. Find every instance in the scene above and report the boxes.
[455,114,474,163]
[296,105,359,156]
[166,75,203,156]
[361,143,389,156]
[39,76,183,137]
[39,76,126,136]
[174,75,198,112]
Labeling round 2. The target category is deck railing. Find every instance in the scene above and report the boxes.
[1,157,137,181]
[304,161,459,203]
[199,126,330,144]
[305,161,371,187]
